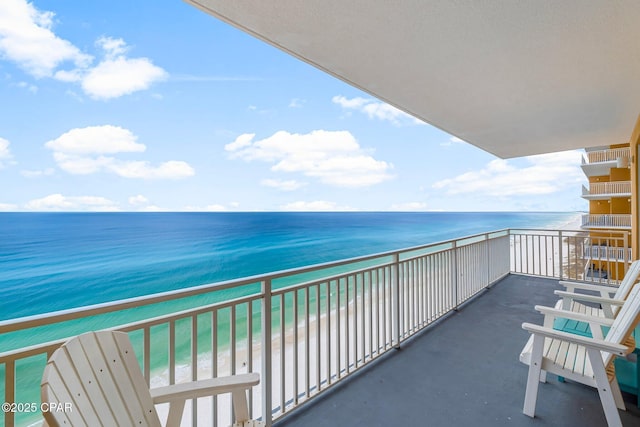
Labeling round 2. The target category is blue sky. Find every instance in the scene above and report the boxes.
[0,0,588,212]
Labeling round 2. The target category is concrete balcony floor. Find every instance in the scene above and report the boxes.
[276,275,640,427]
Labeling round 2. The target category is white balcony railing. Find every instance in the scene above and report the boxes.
[582,181,631,198]
[583,147,630,164]
[583,245,632,262]
[0,228,630,427]
[581,214,632,229]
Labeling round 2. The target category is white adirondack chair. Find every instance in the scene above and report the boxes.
[554,260,640,319]
[41,330,262,427]
[520,283,640,427]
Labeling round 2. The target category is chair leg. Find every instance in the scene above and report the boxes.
[610,376,626,411]
[232,389,250,422]
[166,399,186,427]
[523,335,544,417]
[539,370,547,383]
[588,349,623,427]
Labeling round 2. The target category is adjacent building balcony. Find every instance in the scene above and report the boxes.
[581,147,631,177]
[583,244,632,262]
[581,214,632,229]
[582,181,632,200]
[1,229,638,427]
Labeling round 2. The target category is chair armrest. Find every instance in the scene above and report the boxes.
[150,373,259,404]
[553,290,625,307]
[558,280,617,295]
[522,323,628,356]
[534,305,614,326]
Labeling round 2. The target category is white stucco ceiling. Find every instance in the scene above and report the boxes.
[186,0,640,158]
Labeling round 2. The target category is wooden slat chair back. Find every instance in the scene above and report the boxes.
[557,259,640,318]
[609,260,640,315]
[520,284,640,427]
[41,331,261,427]
[603,284,640,353]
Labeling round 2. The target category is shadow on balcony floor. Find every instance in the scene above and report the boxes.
[276,274,640,427]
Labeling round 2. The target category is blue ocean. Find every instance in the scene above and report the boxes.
[0,212,579,322]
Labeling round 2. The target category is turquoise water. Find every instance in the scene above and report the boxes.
[0,212,579,426]
[0,212,578,321]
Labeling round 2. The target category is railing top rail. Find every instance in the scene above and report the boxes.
[0,228,510,334]
[586,147,630,156]
[583,213,632,217]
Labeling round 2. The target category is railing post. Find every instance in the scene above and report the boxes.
[392,252,400,349]
[5,360,15,427]
[485,233,491,288]
[558,230,564,281]
[452,241,459,310]
[261,279,273,427]
[624,232,630,274]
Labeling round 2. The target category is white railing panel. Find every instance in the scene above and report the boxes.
[509,229,630,285]
[586,181,632,196]
[581,214,632,228]
[585,147,630,164]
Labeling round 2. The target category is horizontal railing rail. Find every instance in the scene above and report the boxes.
[582,181,632,197]
[509,228,630,285]
[583,245,632,262]
[583,147,630,164]
[0,230,511,427]
[581,214,632,229]
[1,226,631,427]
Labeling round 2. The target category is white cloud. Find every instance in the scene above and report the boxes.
[46,125,194,179]
[0,202,17,211]
[16,81,37,92]
[225,130,393,187]
[25,193,120,211]
[332,95,423,125]
[432,150,585,197]
[440,136,466,147]
[389,202,428,211]
[0,0,92,77]
[109,160,194,179]
[21,168,54,177]
[261,178,306,191]
[183,204,227,212]
[81,37,167,100]
[46,125,146,154]
[128,195,149,206]
[332,96,368,109]
[225,133,254,152]
[289,98,305,108]
[138,205,166,212]
[97,36,127,58]
[0,2,165,99]
[0,137,12,167]
[51,152,113,175]
[280,200,356,211]
[204,204,227,211]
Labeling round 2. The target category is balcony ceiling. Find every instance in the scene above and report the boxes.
[186,0,640,158]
